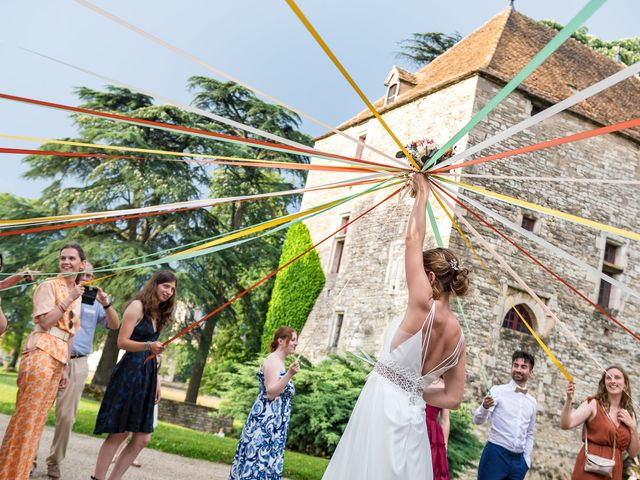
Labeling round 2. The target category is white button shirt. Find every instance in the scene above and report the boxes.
[474,379,537,467]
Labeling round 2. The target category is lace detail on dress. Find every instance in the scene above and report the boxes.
[373,354,425,405]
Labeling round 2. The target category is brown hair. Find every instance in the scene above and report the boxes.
[126,270,177,332]
[422,248,469,298]
[596,365,635,418]
[269,326,297,353]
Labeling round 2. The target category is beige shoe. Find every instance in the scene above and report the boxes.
[47,463,61,479]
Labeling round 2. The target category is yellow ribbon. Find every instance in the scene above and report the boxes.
[430,187,573,382]
[284,0,419,171]
[435,176,640,241]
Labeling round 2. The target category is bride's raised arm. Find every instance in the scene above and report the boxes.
[404,174,435,327]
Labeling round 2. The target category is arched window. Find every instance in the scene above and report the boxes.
[502,304,533,335]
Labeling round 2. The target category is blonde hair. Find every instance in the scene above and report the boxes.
[269,326,297,353]
[422,248,469,298]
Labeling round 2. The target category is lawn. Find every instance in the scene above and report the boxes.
[0,372,328,480]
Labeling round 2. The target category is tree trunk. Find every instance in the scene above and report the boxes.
[92,329,120,386]
[185,317,217,403]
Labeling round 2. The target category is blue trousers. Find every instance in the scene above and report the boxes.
[477,442,529,480]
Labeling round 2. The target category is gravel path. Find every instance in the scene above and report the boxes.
[1,413,232,480]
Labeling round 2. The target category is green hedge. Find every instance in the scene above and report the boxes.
[261,222,325,351]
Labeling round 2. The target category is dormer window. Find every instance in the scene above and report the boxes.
[383,66,417,106]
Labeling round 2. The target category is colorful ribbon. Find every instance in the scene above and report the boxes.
[436,182,640,302]
[146,185,404,361]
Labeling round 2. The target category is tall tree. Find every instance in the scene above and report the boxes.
[396,32,462,69]
[181,77,314,402]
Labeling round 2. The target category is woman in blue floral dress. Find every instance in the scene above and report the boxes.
[229,326,300,479]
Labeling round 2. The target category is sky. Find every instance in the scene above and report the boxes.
[1,0,638,199]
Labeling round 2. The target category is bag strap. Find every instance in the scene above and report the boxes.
[600,404,618,459]
[583,422,589,454]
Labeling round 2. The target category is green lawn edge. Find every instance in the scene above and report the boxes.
[0,372,327,480]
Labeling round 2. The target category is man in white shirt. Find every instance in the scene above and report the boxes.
[474,351,537,480]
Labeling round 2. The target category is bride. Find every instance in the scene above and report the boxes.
[323,174,469,479]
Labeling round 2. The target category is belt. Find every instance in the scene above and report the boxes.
[70,354,87,359]
[48,326,70,342]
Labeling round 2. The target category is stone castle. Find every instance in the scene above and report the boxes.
[298,8,640,478]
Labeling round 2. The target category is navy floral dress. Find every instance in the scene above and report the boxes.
[229,367,295,479]
[94,315,159,434]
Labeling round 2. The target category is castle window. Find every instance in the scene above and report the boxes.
[329,312,344,348]
[330,215,350,273]
[521,215,536,232]
[386,83,399,104]
[354,133,367,159]
[598,241,623,309]
[502,304,533,335]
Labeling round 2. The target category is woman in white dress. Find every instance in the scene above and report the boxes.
[323,174,469,480]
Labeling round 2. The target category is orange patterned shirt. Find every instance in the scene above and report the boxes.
[23,277,81,364]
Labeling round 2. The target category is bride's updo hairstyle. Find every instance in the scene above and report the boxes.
[422,248,469,298]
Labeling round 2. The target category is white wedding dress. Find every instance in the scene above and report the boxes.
[323,303,464,480]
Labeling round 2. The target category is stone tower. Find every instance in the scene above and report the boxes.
[298,8,640,478]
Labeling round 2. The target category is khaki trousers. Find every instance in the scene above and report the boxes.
[46,355,89,466]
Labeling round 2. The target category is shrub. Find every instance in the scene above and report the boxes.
[260,223,325,352]
[447,404,484,477]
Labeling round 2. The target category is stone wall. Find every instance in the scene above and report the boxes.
[299,71,640,478]
[82,384,233,435]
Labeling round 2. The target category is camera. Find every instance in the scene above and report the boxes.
[81,286,98,305]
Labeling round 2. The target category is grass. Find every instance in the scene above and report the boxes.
[0,372,328,480]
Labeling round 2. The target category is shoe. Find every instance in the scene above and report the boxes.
[47,463,61,479]
[132,459,142,468]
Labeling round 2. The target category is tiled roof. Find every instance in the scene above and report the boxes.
[319,8,640,142]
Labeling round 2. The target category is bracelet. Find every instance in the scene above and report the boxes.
[58,303,68,314]
[103,303,112,310]
[144,341,151,352]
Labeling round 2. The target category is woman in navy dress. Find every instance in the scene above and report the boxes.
[229,326,300,480]
[92,270,177,480]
